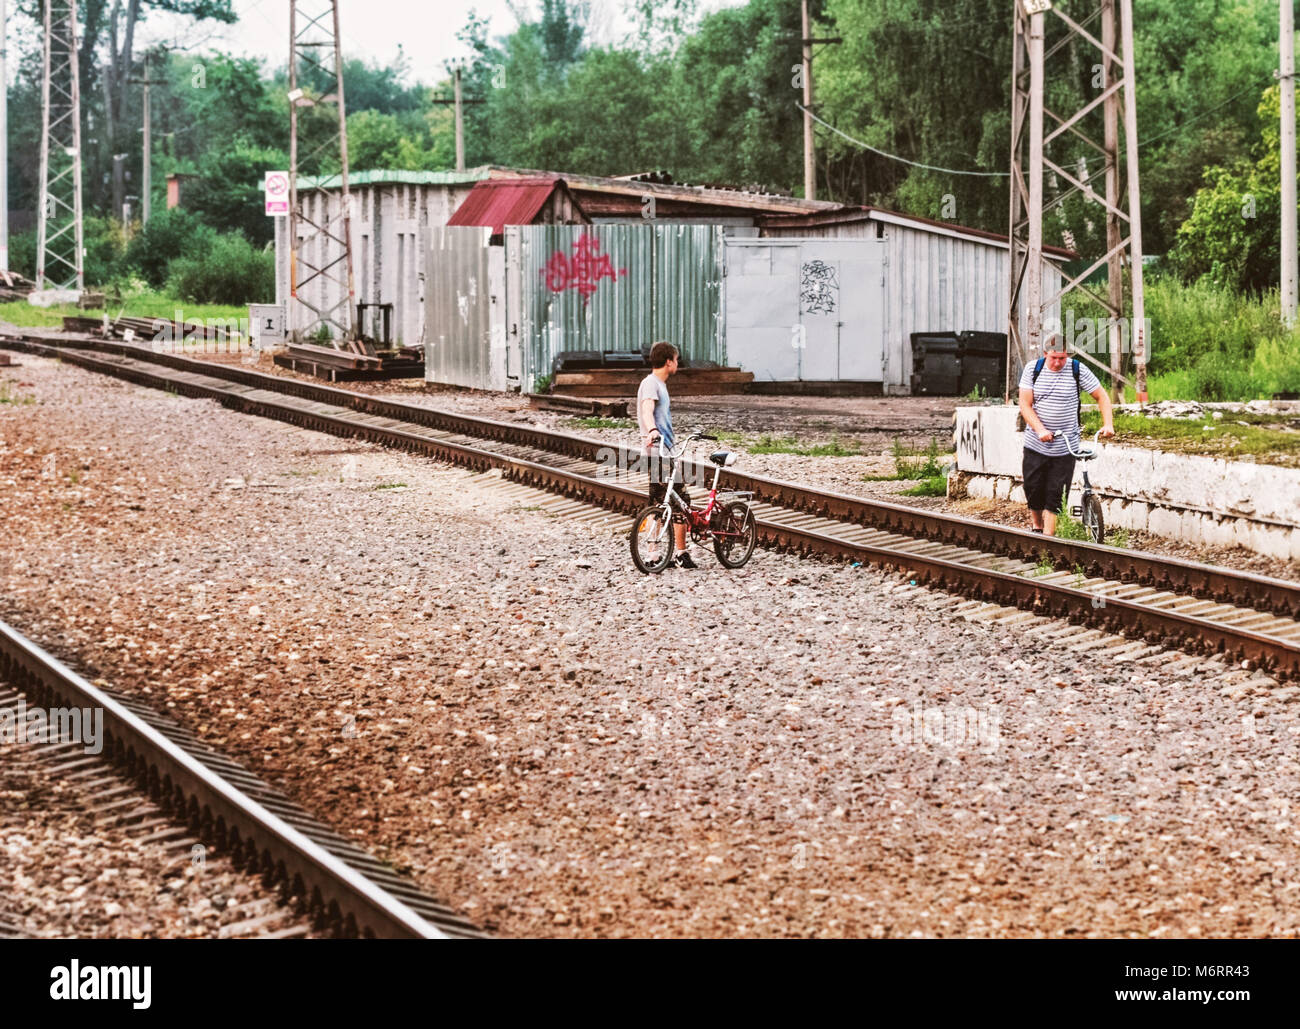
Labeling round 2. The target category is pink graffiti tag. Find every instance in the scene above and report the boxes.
[541,234,626,302]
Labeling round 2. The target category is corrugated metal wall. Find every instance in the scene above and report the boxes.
[280,181,481,345]
[424,226,496,390]
[763,217,1061,391]
[516,224,723,389]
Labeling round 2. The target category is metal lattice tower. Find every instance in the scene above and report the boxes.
[1008,0,1147,403]
[36,0,85,292]
[288,0,360,350]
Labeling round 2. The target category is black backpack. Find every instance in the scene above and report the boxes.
[1031,356,1083,427]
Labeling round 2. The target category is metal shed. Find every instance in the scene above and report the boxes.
[759,208,1071,393]
[276,169,489,347]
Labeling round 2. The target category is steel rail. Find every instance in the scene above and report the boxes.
[0,617,475,939]
[15,332,1299,619]
[6,335,1299,677]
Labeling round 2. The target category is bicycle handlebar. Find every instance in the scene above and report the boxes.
[1063,429,1103,459]
[651,431,717,458]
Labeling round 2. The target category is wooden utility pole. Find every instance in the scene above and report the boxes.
[796,6,842,203]
[1282,0,1297,326]
[430,69,484,165]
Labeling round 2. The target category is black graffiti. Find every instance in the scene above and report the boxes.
[800,260,839,315]
[958,413,985,468]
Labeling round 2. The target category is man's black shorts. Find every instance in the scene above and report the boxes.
[646,453,690,508]
[1022,448,1076,513]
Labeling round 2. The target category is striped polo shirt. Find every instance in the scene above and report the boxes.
[1019,359,1101,457]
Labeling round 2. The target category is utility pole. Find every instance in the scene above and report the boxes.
[1008,0,1148,403]
[432,65,483,167]
[1282,0,1297,326]
[797,2,841,203]
[288,0,360,350]
[36,0,84,292]
[0,0,8,276]
[802,0,814,200]
[454,64,464,172]
[1103,0,1123,402]
[111,153,126,224]
[129,56,162,226]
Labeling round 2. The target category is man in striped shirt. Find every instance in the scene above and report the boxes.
[1017,336,1115,535]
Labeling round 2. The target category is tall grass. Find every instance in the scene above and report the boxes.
[1072,275,1300,401]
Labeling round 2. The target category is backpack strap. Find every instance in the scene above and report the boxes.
[1030,357,1045,385]
[1072,358,1082,426]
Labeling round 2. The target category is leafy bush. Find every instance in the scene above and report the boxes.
[8,230,36,280]
[166,233,274,305]
[125,209,216,288]
[6,219,125,287]
[83,217,128,288]
[1254,337,1300,396]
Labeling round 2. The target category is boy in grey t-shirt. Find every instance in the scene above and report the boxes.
[636,341,696,568]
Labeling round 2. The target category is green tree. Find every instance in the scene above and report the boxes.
[1169,86,1286,294]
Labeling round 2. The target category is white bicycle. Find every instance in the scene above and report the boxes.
[1063,429,1106,544]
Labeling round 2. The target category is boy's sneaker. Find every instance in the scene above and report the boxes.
[673,552,698,569]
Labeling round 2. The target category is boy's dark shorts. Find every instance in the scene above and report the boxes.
[646,453,690,508]
[1022,448,1076,513]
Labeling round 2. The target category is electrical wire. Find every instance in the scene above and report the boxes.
[797,103,1007,178]
[800,76,1270,181]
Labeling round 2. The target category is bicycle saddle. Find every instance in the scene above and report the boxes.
[709,450,737,467]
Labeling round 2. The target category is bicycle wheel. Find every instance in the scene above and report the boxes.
[630,504,674,574]
[712,501,757,568]
[1082,493,1105,544]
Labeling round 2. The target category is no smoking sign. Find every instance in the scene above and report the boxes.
[264,171,289,216]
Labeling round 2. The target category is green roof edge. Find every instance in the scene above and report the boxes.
[295,167,493,189]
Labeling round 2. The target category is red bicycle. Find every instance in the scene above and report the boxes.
[629,432,757,574]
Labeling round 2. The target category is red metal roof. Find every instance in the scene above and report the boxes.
[446,177,564,234]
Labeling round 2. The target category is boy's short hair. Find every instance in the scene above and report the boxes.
[648,341,678,368]
[1043,334,1068,354]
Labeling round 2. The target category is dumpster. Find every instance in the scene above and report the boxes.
[910,332,962,395]
[958,331,1007,396]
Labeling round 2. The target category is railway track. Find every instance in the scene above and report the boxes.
[0,616,483,939]
[5,332,1300,679]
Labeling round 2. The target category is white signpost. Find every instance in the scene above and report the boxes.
[264,171,289,216]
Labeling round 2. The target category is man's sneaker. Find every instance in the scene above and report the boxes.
[673,551,698,569]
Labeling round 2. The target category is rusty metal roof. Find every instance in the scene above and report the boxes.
[446,177,569,234]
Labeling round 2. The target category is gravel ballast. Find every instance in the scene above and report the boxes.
[3,352,1300,938]
[0,698,312,939]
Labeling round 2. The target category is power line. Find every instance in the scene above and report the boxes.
[802,75,1271,183]
[797,103,1007,178]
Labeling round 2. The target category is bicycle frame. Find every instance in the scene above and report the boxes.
[1064,430,1103,518]
[652,436,753,539]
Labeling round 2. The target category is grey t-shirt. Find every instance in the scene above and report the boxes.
[637,373,674,451]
